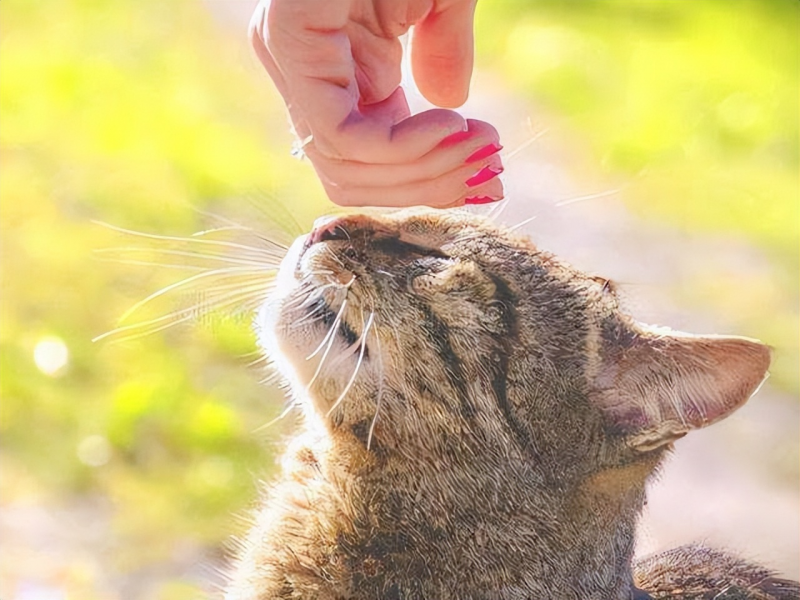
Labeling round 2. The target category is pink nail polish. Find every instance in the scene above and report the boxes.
[466,166,504,188]
[440,129,473,147]
[465,196,502,205]
[465,143,503,164]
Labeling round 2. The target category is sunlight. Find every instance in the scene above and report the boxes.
[33,336,69,377]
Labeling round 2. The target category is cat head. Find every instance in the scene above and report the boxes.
[257,209,769,485]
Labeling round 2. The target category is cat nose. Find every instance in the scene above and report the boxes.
[306,214,393,252]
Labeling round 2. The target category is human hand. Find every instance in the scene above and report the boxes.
[249,0,503,208]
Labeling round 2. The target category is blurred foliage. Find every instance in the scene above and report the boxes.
[1,1,327,597]
[0,0,797,598]
[476,0,799,392]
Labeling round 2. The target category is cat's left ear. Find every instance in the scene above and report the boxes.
[590,319,771,452]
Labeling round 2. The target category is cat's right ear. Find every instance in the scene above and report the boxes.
[589,318,771,452]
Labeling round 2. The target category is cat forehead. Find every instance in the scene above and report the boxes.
[387,208,483,233]
[318,209,609,294]
[349,208,488,237]
[352,208,529,252]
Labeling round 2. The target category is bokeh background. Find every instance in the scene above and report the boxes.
[1,1,797,599]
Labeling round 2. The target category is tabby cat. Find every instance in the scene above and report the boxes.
[225,209,798,599]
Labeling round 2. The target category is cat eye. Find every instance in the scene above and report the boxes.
[372,237,448,260]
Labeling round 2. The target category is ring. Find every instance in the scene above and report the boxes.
[290,134,314,160]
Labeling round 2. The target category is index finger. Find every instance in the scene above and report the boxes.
[253,0,471,164]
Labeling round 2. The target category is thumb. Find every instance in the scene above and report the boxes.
[410,0,478,108]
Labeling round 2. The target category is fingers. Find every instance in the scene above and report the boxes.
[310,91,471,165]
[411,0,478,108]
[319,157,504,208]
[249,0,503,209]
[257,0,359,138]
[313,150,503,203]
[346,20,403,105]
[306,119,501,188]
[251,0,476,163]
[248,3,288,98]
[308,120,504,208]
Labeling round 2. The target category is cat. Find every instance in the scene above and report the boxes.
[225,208,798,600]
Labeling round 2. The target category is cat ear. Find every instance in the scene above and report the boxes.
[590,320,771,452]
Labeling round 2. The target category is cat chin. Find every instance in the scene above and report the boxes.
[254,311,340,420]
[274,233,307,292]
[256,291,359,419]
[256,234,327,365]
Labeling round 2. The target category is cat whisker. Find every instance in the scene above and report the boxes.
[278,283,316,311]
[290,308,326,328]
[188,205,264,232]
[366,392,383,452]
[96,280,272,343]
[508,215,538,232]
[289,277,354,324]
[244,352,269,367]
[188,283,272,316]
[290,295,335,326]
[553,188,619,208]
[200,278,276,296]
[96,246,284,267]
[200,292,271,319]
[258,368,283,388]
[93,312,194,343]
[488,198,511,222]
[116,267,265,324]
[366,308,384,452]
[323,244,347,270]
[306,304,346,361]
[252,402,297,433]
[290,287,345,327]
[501,125,549,163]
[297,283,340,309]
[94,221,287,256]
[306,298,349,389]
[326,310,374,418]
[197,282,275,314]
[196,192,306,240]
[190,224,251,236]
[334,225,351,242]
[92,256,210,271]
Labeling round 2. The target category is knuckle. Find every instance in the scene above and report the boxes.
[323,183,355,207]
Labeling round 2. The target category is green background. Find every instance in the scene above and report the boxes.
[1,1,797,598]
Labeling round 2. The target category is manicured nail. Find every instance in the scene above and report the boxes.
[465,195,502,205]
[465,143,503,164]
[440,128,473,146]
[466,166,503,188]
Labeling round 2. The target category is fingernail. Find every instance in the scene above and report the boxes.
[465,195,502,205]
[465,143,503,164]
[466,166,504,188]
[440,129,473,146]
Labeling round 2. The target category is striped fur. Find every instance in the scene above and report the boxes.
[227,209,792,600]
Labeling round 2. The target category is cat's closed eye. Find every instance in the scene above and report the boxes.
[406,257,458,293]
[227,208,793,600]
